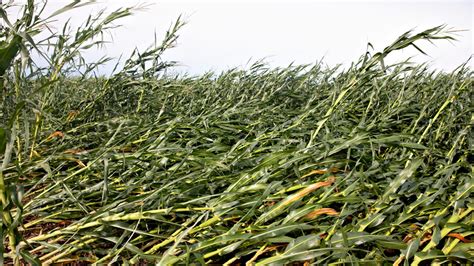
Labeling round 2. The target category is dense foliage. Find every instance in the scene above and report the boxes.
[1,1,472,265]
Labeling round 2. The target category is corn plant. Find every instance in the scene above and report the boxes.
[1,0,473,265]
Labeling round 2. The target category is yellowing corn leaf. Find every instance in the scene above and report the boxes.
[305,208,339,220]
[447,233,471,243]
[46,131,64,141]
[256,177,335,224]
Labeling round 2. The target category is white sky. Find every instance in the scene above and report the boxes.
[15,0,474,74]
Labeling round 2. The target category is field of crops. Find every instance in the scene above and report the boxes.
[1,2,473,265]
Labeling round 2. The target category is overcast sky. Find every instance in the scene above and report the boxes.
[30,0,474,74]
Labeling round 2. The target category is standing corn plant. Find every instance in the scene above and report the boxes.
[0,1,47,263]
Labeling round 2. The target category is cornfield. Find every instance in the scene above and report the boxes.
[0,1,472,265]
